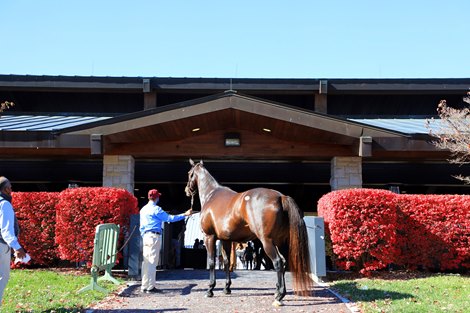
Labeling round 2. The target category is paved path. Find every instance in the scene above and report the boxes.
[87,269,352,313]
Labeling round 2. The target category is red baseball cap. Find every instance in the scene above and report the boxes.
[148,189,162,199]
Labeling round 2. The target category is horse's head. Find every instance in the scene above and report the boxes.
[185,158,203,197]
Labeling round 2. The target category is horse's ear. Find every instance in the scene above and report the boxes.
[200,160,203,166]
[189,158,195,166]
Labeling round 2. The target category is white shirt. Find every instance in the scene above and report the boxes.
[0,197,21,250]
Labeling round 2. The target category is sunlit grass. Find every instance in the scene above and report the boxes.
[332,273,469,313]
[2,269,122,312]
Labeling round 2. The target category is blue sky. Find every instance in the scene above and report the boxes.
[1,1,469,78]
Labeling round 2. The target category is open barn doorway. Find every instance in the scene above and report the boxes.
[134,159,332,270]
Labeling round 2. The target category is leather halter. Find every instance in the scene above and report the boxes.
[185,165,198,210]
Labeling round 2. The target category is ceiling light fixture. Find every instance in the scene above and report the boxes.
[192,127,201,132]
[262,128,272,133]
[224,132,241,147]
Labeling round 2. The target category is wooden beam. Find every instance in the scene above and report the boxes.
[0,134,90,149]
[0,147,90,156]
[373,137,439,151]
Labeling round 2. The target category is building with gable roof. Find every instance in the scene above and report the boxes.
[1,75,469,213]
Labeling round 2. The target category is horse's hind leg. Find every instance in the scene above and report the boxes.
[262,240,286,304]
[221,240,232,294]
[204,235,217,297]
[229,241,237,272]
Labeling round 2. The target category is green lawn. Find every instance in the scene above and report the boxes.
[2,269,122,312]
[331,273,469,313]
[2,269,469,312]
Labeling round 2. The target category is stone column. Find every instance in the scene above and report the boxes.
[103,155,135,194]
[330,157,362,190]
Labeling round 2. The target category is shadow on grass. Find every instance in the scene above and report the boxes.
[333,281,413,302]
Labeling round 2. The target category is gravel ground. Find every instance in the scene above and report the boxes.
[87,269,352,313]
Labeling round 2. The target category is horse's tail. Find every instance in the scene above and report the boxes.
[282,196,313,296]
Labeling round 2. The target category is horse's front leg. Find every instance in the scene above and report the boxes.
[221,240,232,294]
[205,235,216,297]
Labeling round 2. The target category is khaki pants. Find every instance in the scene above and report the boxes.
[0,243,11,305]
[141,232,162,291]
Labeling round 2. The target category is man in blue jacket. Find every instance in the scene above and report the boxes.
[0,177,26,305]
[140,189,192,293]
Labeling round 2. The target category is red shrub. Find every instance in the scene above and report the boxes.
[12,192,60,267]
[318,189,399,274]
[318,189,470,274]
[55,187,138,265]
[396,194,470,271]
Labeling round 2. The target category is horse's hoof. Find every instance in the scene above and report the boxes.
[272,300,283,307]
[205,291,214,298]
[223,289,231,295]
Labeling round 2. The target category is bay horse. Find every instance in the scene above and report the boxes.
[185,159,313,305]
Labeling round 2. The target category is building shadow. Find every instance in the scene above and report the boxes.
[332,281,412,303]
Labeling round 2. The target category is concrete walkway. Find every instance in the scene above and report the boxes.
[87,269,352,313]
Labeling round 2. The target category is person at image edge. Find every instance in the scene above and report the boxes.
[0,176,26,305]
